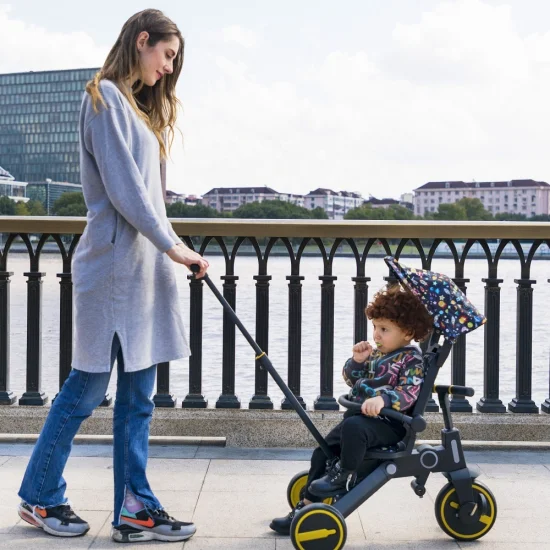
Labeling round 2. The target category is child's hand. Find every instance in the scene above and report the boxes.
[352,341,373,363]
[361,396,385,417]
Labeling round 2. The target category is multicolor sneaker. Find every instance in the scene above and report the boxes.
[17,501,90,537]
[112,507,196,543]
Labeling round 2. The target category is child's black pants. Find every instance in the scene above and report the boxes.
[303,411,406,502]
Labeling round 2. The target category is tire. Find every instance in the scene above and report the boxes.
[290,502,347,550]
[287,470,333,509]
[435,481,497,541]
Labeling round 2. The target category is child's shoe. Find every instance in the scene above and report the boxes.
[269,500,306,536]
[18,501,90,537]
[112,507,196,543]
[308,461,356,497]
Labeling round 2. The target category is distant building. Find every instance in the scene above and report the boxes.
[363,196,414,211]
[277,193,305,208]
[201,186,280,214]
[0,67,99,185]
[305,188,363,220]
[413,179,550,217]
[26,179,82,215]
[0,165,28,203]
[165,190,186,205]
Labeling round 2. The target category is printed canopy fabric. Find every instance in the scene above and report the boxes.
[384,256,486,343]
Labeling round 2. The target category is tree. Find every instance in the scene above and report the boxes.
[432,198,492,221]
[27,200,47,216]
[310,207,329,220]
[166,202,219,218]
[51,192,87,216]
[232,199,324,219]
[344,205,392,220]
[495,212,528,221]
[15,202,29,216]
[0,196,16,215]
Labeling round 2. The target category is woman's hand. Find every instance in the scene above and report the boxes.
[352,341,373,363]
[166,243,209,278]
[361,396,385,417]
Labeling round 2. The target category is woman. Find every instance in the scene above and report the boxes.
[17,9,208,544]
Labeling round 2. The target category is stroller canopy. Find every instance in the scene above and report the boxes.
[384,256,486,344]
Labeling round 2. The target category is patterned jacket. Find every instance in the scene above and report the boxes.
[343,345,424,412]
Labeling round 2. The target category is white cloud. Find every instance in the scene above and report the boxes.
[168,0,550,199]
[220,25,259,48]
[0,4,107,72]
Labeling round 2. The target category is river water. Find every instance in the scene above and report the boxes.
[5,254,550,409]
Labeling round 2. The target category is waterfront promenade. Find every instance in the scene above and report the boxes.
[0,443,548,549]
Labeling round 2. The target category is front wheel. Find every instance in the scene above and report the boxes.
[290,502,347,550]
[435,481,497,541]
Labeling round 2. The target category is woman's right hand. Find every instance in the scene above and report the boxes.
[166,244,209,278]
[352,341,373,363]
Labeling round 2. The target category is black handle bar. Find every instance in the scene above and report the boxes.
[338,394,427,433]
[433,384,475,397]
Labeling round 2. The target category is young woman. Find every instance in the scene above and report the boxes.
[17,9,208,544]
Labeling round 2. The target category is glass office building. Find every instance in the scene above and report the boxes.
[26,180,83,215]
[0,68,99,184]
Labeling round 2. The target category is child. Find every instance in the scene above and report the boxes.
[270,284,433,535]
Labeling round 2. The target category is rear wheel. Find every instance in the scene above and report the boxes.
[290,503,347,550]
[287,471,333,509]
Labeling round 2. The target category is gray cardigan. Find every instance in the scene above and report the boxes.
[72,80,190,372]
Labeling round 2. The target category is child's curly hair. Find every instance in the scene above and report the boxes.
[366,284,433,341]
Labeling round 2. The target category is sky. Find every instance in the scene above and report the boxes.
[3,0,550,199]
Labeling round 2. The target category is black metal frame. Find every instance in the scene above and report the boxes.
[195,265,486,525]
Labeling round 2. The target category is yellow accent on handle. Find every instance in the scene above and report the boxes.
[296,528,337,542]
[256,351,266,360]
[448,385,453,394]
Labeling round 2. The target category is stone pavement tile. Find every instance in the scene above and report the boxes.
[201,473,292,494]
[0,510,110,548]
[0,490,21,509]
[357,478,449,542]
[458,544,542,550]
[464,450,550,465]
[473,514,548,543]
[476,463,550,479]
[0,457,11,467]
[194,447,312,461]
[206,459,309,476]
[0,504,22,535]
[185,537,276,549]
[276,539,459,549]
[191,490,365,540]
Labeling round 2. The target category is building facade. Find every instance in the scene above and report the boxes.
[0,165,27,203]
[26,180,83,215]
[305,188,363,220]
[0,68,99,185]
[201,186,280,214]
[413,180,550,217]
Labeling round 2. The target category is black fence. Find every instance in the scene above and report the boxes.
[1,218,550,414]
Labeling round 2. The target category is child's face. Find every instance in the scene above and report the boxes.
[372,318,413,354]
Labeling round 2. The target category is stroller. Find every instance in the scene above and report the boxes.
[193,256,496,550]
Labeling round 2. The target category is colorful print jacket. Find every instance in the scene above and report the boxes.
[343,345,424,412]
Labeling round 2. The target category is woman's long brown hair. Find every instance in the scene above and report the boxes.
[86,9,184,158]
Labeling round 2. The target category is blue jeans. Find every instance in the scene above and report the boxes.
[18,334,161,525]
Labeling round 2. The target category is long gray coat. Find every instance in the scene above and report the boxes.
[72,80,190,372]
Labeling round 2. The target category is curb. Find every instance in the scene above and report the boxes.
[0,434,227,446]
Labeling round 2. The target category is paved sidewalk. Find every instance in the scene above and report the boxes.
[0,444,548,549]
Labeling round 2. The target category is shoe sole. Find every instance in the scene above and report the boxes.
[112,524,196,543]
[18,505,90,538]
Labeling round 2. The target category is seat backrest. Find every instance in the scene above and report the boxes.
[410,332,452,418]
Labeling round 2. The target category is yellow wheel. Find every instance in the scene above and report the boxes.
[287,471,333,509]
[290,503,347,550]
[435,481,497,541]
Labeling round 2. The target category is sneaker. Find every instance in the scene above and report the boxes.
[269,500,306,536]
[112,508,196,543]
[308,460,356,497]
[17,501,90,537]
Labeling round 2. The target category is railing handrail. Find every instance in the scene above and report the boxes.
[2,216,550,239]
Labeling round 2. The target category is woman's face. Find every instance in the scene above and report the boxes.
[137,33,180,87]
